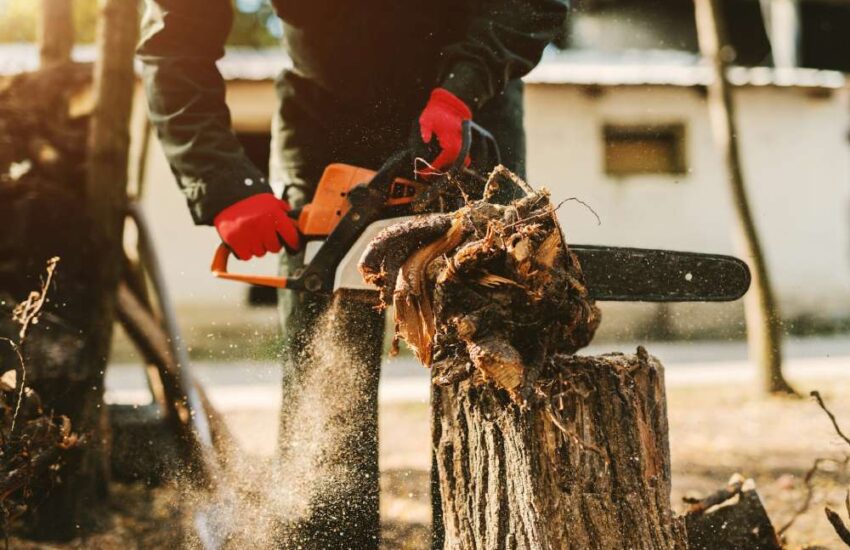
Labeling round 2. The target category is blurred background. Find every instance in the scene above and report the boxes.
[3,0,850,547]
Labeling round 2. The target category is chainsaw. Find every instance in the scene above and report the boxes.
[211,123,751,303]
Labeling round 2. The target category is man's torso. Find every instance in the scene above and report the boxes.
[271,0,474,104]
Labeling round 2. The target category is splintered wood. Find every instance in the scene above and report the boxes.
[359,167,600,400]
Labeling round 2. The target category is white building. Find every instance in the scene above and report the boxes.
[523,50,850,336]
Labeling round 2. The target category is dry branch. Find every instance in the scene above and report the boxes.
[826,505,850,547]
[801,391,850,547]
[775,391,850,545]
[0,259,79,538]
[811,391,850,448]
[777,456,849,536]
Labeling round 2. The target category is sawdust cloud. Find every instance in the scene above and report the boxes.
[181,293,380,548]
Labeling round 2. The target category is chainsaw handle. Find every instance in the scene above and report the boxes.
[210,207,303,288]
[210,244,291,288]
[211,148,411,293]
[454,121,501,170]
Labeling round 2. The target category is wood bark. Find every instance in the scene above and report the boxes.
[39,0,74,67]
[27,0,139,538]
[693,0,794,395]
[432,350,686,549]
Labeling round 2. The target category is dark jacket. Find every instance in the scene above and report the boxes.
[137,0,567,224]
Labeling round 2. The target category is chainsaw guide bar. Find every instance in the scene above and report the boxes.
[571,246,751,302]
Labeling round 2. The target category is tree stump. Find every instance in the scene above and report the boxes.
[360,167,686,549]
[432,350,685,549]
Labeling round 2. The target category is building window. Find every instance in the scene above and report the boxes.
[603,124,687,177]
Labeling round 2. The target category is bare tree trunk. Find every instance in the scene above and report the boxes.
[27,0,140,538]
[39,0,74,67]
[82,0,138,403]
[431,350,687,549]
[693,0,795,395]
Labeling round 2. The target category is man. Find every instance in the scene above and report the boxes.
[138,1,566,547]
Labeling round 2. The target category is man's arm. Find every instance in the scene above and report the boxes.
[412,0,566,171]
[439,0,568,110]
[137,0,272,225]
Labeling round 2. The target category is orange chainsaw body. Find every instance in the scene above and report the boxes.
[212,163,423,288]
[298,163,423,237]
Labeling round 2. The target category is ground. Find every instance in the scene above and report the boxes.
[369,381,850,549]
[11,340,850,548]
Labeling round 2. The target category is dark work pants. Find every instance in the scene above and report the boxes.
[270,70,526,549]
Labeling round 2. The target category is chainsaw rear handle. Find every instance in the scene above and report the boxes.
[211,242,291,288]
[210,207,301,288]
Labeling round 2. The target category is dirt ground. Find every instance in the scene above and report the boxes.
[377,378,850,549]
[10,376,850,549]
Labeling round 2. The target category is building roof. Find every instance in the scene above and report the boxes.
[528,48,848,89]
[0,43,845,89]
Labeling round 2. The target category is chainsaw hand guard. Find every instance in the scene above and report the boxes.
[211,243,291,289]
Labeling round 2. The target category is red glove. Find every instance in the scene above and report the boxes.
[214,193,301,260]
[416,88,472,173]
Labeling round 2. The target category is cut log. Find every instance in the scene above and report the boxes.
[684,476,780,550]
[360,167,686,549]
[432,349,685,549]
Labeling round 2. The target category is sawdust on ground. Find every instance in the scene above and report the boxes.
[10,375,850,549]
